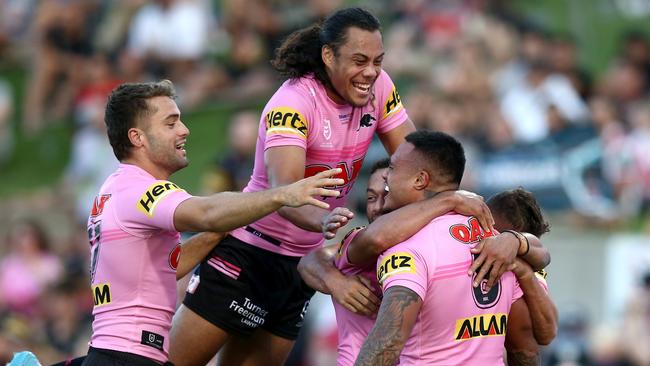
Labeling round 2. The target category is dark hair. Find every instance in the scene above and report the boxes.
[370,158,390,175]
[105,80,176,161]
[10,218,51,253]
[271,7,380,87]
[487,187,550,237]
[405,130,465,185]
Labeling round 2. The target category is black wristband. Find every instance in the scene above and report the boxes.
[504,230,529,256]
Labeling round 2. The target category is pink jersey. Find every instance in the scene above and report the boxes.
[231,71,408,256]
[87,163,192,363]
[377,214,523,366]
[332,227,382,366]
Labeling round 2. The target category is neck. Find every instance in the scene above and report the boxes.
[321,77,346,105]
[423,185,458,199]
[122,155,170,180]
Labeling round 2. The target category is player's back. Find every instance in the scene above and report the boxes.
[378,213,521,365]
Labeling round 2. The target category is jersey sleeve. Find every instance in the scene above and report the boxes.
[512,277,524,303]
[334,227,366,272]
[535,269,549,292]
[376,240,429,300]
[374,70,409,134]
[263,83,314,151]
[117,180,193,234]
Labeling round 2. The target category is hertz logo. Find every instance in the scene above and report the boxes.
[383,87,403,118]
[377,252,415,285]
[454,313,507,341]
[92,283,112,307]
[137,181,184,217]
[265,107,308,138]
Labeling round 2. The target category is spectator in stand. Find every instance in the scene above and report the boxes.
[621,271,650,365]
[201,111,259,194]
[0,219,63,317]
[22,0,100,133]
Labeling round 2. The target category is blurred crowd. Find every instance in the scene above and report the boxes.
[1,0,650,365]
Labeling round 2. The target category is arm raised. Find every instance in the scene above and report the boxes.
[173,168,343,232]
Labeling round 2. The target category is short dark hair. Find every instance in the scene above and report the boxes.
[487,188,550,237]
[271,7,381,88]
[105,80,176,161]
[405,130,465,185]
[370,158,390,175]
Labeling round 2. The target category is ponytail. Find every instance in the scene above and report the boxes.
[271,24,328,84]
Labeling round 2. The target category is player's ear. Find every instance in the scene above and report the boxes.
[414,170,430,191]
[128,128,145,147]
[322,46,334,68]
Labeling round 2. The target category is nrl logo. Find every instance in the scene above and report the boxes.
[323,119,332,140]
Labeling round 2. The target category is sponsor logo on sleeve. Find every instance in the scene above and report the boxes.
[377,252,416,285]
[90,194,111,218]
[454,313,507,341]
[92,283,112,307]
[383,86,403,119]
[265,107,308,138]
[136,181,185,217]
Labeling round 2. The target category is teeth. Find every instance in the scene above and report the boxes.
[384,185,390,193]
[353,82,370,92]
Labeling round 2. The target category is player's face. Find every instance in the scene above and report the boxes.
[366,168,387,223]
[382,143,420,213]
[141,96,190,174]
[325,27,384,107]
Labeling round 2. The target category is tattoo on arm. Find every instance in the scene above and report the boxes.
[508,351,540,366]
[355,286,421,366]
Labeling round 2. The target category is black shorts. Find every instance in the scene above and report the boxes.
[81,347,174,366]
[182,235,315,340]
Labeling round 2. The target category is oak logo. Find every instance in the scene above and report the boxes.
[383,87,403,118]
[137,181,184,217]
[265,107,308,138]
[454,313,507,341]
[377,252,415,285]
[92,283,112,307]
[449,217,494,244]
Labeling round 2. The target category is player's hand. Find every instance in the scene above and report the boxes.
[445,190,494,232]
[321,207,355,240]
[280,168,344,209]
[330,274,380,317]
[511,258,535,281]
[468,233,519,290]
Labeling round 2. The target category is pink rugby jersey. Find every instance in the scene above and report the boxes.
[231,70,408,256]
[87,163,192,363]
[377,214,523,366]
[332,227,382,366]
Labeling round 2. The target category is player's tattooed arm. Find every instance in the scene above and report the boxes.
[355,286,422,366]
[507,350,540,366]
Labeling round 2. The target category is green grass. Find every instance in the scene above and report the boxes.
[514,0,650,75]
